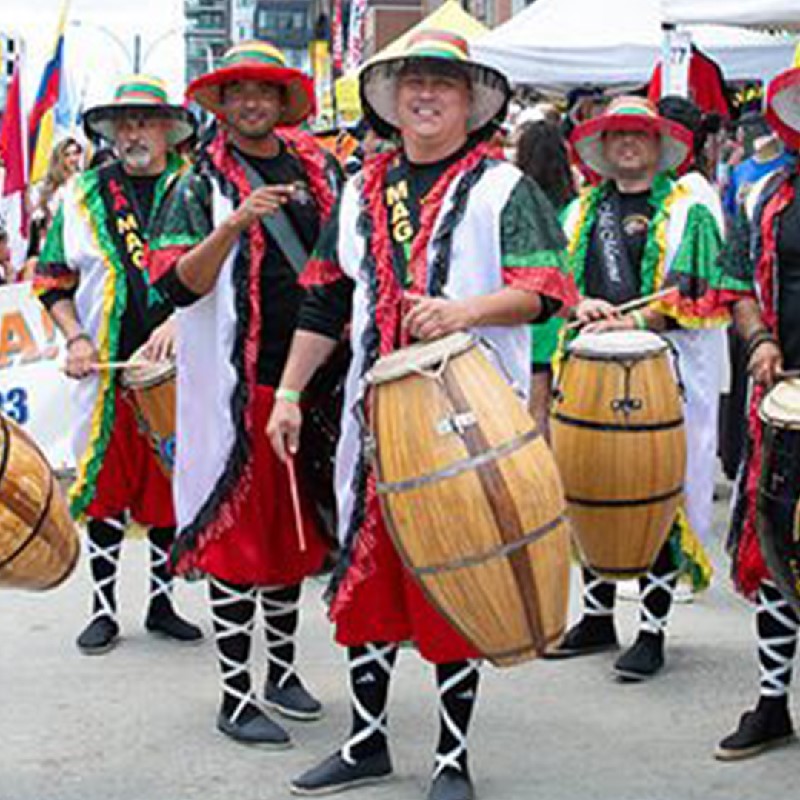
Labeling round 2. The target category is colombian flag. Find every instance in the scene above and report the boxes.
[28,1,70,184]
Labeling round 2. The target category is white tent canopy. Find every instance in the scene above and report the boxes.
[661,0,800,30]
[472,0,797,90]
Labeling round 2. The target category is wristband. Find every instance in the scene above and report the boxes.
[630,310,647,331]
[276,387,302,403]
[66,332,92,349]
[745,329,778,365]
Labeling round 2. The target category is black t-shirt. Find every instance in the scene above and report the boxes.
[235,144,322,386]
[777,176,800,369]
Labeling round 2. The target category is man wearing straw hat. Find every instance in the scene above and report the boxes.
[711,64,800,761]
[267,29,578,800]
[34,75,202,655]
[548,96,726,680]
[148,41,340,747]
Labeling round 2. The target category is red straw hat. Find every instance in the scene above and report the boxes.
[766,67,800,150]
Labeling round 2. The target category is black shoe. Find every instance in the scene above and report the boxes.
[264,680,323,721]
[613,630,664,682]
[290,750,393,796]
[145,605,203,643]
[428,769,474,800]
[216,705,292,749]
[715,703,796,761]
[76,616,120,655]
[543,616,618,659]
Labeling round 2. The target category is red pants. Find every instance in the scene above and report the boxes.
[85,392,175,527]
[195,386,328,586]
[332,507,479,664]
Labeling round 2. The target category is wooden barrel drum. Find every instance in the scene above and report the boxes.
[0,414,79,590]
[551,331,686,579]
[367,333,570,667]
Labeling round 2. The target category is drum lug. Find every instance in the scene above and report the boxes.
[436,412,478,437]
[610,398,643,415]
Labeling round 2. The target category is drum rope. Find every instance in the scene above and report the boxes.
[757,581,800,698]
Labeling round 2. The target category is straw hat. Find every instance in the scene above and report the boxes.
[83,75,194,146]
[570,96,693,181]
[766,67,800,150]
[359,29,511,136]
[187,40,315,126]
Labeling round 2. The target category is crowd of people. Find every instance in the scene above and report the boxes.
[0,22,798,800]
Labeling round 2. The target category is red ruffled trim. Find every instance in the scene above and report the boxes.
[279,128,337,225]
[756,180,795,331]
[300,258,345,288]
[32,274,78,294]
[502,266,579,310]
[146,244,190,284]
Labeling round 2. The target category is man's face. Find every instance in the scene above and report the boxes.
[396,66,471,149]
[113,114,170,174]
[602,129,661,179]
[222,80,285,140]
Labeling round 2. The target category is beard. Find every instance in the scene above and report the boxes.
[120,143,154,172]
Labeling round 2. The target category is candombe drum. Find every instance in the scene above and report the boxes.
[367,332,570,667]
[121,346,176,476]
[757,378,800,614]
[551,330,686,578]
[0,414,79,590]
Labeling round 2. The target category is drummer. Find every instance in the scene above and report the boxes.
[33,76,202,653]
[710,65,800,761]
[267,30,578,800]
[548,97,726,680]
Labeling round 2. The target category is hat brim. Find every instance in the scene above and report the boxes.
[83,103,195,146]
[570,114,693,181]
[187,64,315,126]
[359,56,511,138]
[767,67,800,150]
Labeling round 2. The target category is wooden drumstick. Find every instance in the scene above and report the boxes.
[90,359,159,371]
[286,455,308,553]
[566,287,679,331]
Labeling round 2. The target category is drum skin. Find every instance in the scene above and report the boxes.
[0,414,79,591]
[757,423,800,615]
[551,340,686,579]
[370,336,570,667]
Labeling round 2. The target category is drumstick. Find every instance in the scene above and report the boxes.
[776,369,800,381]
[90,359,159,371]
[286,455,308,553]
[566,287,679,331]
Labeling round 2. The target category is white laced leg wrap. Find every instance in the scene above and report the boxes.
[148,536,173,605]
[209,578,258,724]
[639,569,680,635]
[260,589,299,689]
[86,516,124,623]
[433,659,481,779]
[341,643,397,766]
[758,581,800,699]
[584,576,614,617]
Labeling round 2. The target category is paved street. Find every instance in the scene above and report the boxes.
[2,495,798,800]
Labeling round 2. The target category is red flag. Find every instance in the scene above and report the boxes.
[0,60,27,196]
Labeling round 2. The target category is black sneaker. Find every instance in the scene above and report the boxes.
[715,703,795,761]
[543,616,618,659]
[216,705,292,749]
[428,769,474,800]
[613,631,664,681]
[290,750,393,796]
[145,606,203,643]
[264,680,323,721]
[76,616,120,655]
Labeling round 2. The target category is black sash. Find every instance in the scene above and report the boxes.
[586,190,642,305]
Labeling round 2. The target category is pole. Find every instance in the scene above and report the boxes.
[133,34,141,72]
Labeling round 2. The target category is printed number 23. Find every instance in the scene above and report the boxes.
[2,388,30,425]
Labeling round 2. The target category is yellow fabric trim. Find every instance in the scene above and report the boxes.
[674,505,714,591]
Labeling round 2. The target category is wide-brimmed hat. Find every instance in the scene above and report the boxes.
[570,96,693,181]
[359,29,511,137]
[766,67,800,150]
[83,75,194,146]
[187,40,315,126]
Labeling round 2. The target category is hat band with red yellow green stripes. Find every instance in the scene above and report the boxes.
[404,30,470,62]
[114,76,170,105]
[221,41,287,70]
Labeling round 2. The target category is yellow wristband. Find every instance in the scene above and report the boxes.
[276,388,302,403]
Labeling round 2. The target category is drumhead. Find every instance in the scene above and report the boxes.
[367,332,476,386]
[760,379,800,429]
[121,357,175,389]
[569,330,668,360]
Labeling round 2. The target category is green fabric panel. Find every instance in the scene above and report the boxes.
[500,176,569,274]
[530,316,563,365]
[307,196,342,268]
[38,205,67,267]
[714,206,757,292]
[150,169,213,252]
[668,202,724,284]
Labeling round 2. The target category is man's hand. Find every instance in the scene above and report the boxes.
[65,336,98,379]
[142,317,177,363]
[749,340,783,389]
[229,185,296,233]
[267,399,303,463]
[583,315,637,334]
[403,294,475,341]
[574,297,621,326]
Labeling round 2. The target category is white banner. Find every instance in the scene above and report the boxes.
[0,281,74,471]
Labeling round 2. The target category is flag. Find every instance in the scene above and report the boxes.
[28,0,71,184]
[0,58,27,196]
[331,0,344,76]
[346,0,369,73]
